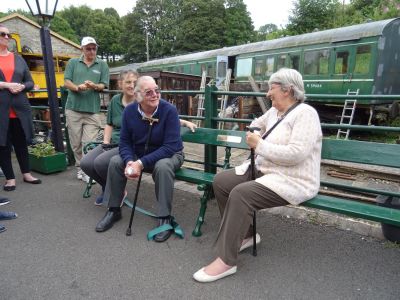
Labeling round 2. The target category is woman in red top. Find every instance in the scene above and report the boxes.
[0,24,41,191]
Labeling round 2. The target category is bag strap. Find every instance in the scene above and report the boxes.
[261,102,300,139]
[123,198,184,240]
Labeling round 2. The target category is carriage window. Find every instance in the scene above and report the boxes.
[189,64,195,74]
[236,58,253,77]
[277,54,286,70]
[354,45,371,74]
[207,64,214,77]
[289,55,300,71]
[217,61,227,77]
[304,50,329,75]
[265,56,274,76]
[335,51,349,74]
[254,59,263,76]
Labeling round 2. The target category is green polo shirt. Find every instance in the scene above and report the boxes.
[64,56,109,113]
[107,94,125,144]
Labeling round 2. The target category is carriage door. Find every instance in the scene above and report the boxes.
[216,56,228,87]
[333,46,355,94]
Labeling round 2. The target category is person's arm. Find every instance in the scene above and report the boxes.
[84,80,105,91]
[119,107,136,165]
[102,125,113,144]
[180,119,197,132]
[20,57,34,91]
[64,79,88,92]
[63,59,88,92]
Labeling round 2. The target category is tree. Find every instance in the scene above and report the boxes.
[121,0,183,62]
[224,0,256,46]
[286,0,341,35]
[174,0,227,53]
[50,14,79,44]
[58,5,94,40]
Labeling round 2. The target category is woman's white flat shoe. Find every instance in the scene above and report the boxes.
[193,266,237,283]
[239,233,261,252]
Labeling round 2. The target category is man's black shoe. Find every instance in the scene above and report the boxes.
[95,210,122,232]
[154,217,173,242]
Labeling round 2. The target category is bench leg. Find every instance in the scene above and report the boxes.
[192,185,212,237]
[82,178,95,198]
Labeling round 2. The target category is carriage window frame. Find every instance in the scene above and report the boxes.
[289,54,300,71]
[354,45,371,74]
[303,49,329,75]
[276,54,286,70]
[334,50,350,74]
[236,57,253,77]
[265,56,275,76]
[254,58,264,76]
[217,61,227,78]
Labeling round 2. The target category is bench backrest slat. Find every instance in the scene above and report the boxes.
[181,127,248,150]
[322,139,400,168]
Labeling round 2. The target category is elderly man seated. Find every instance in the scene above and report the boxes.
[95,76,184,243]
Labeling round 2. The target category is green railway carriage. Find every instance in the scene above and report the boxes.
[138,18,400,103]
[234,18,400,106]
[132,19,400,122]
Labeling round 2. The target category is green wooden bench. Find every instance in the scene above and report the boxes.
[177,127,249,236]
[177,129,400,237]
[303,139,400,227]
[83,127,400,237]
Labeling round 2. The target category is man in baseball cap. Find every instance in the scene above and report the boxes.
[64,36,109,182]
[81,36,98,47]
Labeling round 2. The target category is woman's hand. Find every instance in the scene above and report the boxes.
[7,83,25,94]
[182,120,197,132]
[246,131,261,149]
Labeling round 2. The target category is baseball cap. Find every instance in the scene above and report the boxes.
[81,36,98,47]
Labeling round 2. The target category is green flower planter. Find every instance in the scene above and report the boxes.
[29,152,67,174]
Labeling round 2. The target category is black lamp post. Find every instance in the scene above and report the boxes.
[25,0,64,152]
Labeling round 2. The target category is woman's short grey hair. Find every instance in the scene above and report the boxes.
[118,69,139,81]
[268,68,306,102]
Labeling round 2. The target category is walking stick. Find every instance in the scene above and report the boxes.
[126,116,159,236]
[247,126,260,257]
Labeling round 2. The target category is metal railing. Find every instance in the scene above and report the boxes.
[29,86,400,169]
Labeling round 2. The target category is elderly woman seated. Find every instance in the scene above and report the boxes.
[193,68,322,283]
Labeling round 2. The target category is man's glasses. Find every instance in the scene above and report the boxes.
[84,47,97,52]
[143,88,161,97]
[0,32,12,38]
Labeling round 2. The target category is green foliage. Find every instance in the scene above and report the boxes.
[174,0,227,53]
[224,0,256,46]
[28,142,56,157]
[122,0,184,62]
[286,0,341,35]
[50,14,79,44]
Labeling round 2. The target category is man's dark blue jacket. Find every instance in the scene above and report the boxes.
[119,99,183,168]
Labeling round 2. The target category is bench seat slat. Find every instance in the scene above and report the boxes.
[175,168,215,185]
[303,195,400,227]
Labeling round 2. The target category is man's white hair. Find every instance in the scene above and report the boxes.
[134,76,156,103]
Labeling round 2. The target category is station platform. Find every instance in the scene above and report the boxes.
[1,161,399,299]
